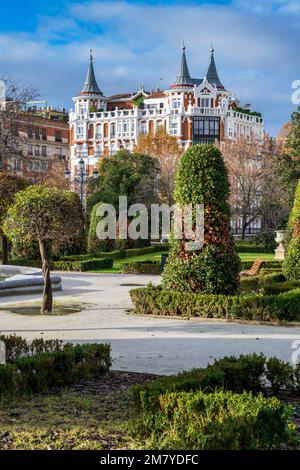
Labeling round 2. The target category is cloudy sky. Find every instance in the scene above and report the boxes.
[0,0,299,135]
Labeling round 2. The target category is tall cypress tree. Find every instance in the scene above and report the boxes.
[162,144,240,294]
[283,179,300,279]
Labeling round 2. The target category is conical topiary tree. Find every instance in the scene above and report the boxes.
[283,179,300,279]
[162,144,240,294]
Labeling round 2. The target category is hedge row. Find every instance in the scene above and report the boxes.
[130,285,300,321]
[239,272,286,294]
[122,261,161,275]
[0,342,111,398]
[61,244,168,262]
[132,390,290,450]
[130,354,297,450]
[240,260,283,271]
[10,258,113,272]
[236,244,273,253]
[131,353,300,412]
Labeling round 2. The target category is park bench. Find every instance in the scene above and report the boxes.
[240,259,263,278]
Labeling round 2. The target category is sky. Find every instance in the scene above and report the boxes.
[0,0,299,135]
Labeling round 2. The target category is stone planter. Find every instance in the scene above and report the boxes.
[275,230,287,260]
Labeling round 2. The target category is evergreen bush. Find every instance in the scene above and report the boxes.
[162,145,240,294]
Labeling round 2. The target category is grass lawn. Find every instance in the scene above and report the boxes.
[88,250,275,274]
[0,372,156,450]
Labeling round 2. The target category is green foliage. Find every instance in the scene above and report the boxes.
[132,390,289,450]
[239,272,286,294]
[266,357,295,393]
[3,185,83,249]
[130,285,300,321]
[283,180,300,279]
[122,261,161,274]
[277,108,300,202]
[241,260,282,271]
[0,173,29,225]
[88,202,114,254]
[61,244,168,262]
[0,341,111,398]
[0,335,62,363]
[163,144,240,294]
[9,258,114,271]
[87,150,158,213]
[130,354,267,413]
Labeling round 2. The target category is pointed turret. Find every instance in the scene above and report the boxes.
[81,50,103,95]
[205,45,224,90]
[172,43,194,88]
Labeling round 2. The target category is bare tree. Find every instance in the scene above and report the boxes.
[134,127,182,204]
[220,136,288,238]
[0,78,39,173]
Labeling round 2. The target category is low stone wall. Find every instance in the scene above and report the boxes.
[0,265,62,296]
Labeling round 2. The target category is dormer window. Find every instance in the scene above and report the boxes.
[172,98,181,109]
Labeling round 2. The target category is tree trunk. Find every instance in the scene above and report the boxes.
[38,239,52,314]
[1,233,9,265]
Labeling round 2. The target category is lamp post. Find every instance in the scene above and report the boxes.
[65,158,99,207]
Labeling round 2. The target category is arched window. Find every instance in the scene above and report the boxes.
[96,123,102,139]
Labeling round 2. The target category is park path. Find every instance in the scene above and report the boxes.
[0,272,300,375]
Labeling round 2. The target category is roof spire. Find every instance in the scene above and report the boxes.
[173,42,193,87]
[205,44,224,89]
[81,49,103,95]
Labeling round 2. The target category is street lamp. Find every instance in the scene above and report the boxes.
[64,158,99,206]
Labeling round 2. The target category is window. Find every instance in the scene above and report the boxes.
[160,103,164,109]
[28,144,33,155]
[201,98,210,108]
[110,123,116,137]
[193,116,220,144]
[95,124,102,139]
[28,160,34,171]
[35,128,40,140]
[16,159,23,171]
[27,127,33,139]
[41,162,48,172]
[42,146,47,157]
[41,128,47,141]
[56,147,62,157]
[55,130,62,142]
[35,161,41,172]
[172,98,181,109]
[170,121,178,135]
[34,145,40,156]
[123,121,129,133]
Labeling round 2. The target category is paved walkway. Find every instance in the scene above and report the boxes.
[0,272,300,375]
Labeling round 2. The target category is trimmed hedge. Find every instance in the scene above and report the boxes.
[122,261,161,275]
[240,260,283,271]
[61,244,168,262]
[130,354,297,450]
[239,272,286,294]
[0,341,111,398]
[132,390,290,450]
[10,258,113,272]
[130,285,300,321]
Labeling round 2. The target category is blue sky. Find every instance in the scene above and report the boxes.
[0,0,299,135]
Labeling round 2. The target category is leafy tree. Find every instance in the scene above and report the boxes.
[162,144,240,294]
[0,172,29,264]
[283,179,300,279]
[88,149,159,214]
[276,108,300,205]
[4,186,83,314]
[134,127,182,204]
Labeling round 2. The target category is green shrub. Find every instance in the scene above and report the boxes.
[239,272,286,294]
[162,144,240,295]
[241,260,282,271]
[132,390,291,450]
[0,335,63,363]
[130,285,300,322]
[130,353,266,412]
[0,342,111,398]
[122,261,161,274]
[88,202,115,254]
[61,244,167,262]
[283,180,300,279]
[266,357,295,393]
